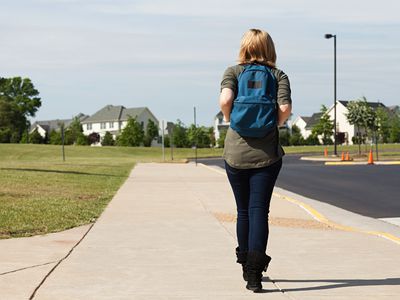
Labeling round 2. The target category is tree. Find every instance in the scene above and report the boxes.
[187,125,211,148]
[88,132,101,145]
[0,98,19,142]
[102,131,114,146]
[346,97,376,154]
[49,130,62,145]
[312,105,334,145]
[389,113,400,143]
[20,131,29,144]
[68,117,84,144]
[164,135,170,147]
[143,119,159,147]
[116,117,144,146]
[289,125,305,146]
[278,129,290,146]
[171,120,188,148]
[208,127,216,147]
[76,133,89,145]
[375,107,390,143]
[29,129,44,144]
[0,77,41,142]
[217,128,227,148]
[305,134,320,145]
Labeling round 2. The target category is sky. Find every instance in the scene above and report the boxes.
[1,0,399,126]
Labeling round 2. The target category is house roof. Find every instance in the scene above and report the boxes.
[82,105,157,123]
[300,116,311,124]
[120,107,147,121]
[215,111,223,119]
[30,113,89,132]
[83,105,124,123]
[305,112,323,130]
[338,100,386,110]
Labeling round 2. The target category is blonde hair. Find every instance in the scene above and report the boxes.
[238,29,276,68]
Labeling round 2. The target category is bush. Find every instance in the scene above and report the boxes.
[49,130,62,145]
[217,129,227,148]
[102,131,114,146]
[10,131,21,143]
[30,129,44,144]
[164,135,170,147]
[279,130,290,146]
[143,135,153,147]
[76,133,89,145]
[0,128,11,143]
[305,134,320,145]
[116,117,144,147]
[88,132,100,145]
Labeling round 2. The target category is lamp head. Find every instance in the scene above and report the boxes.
[325,34,334,39]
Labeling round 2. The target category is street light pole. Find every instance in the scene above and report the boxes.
[325,33,337,156]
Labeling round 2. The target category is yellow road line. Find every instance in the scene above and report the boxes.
[272,193,400,245]
[199,162,400,246]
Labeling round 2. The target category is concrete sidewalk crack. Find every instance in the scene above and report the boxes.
[29,222,95,300]
[0,261,58,276]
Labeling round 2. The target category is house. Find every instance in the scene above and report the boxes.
[213,111,229,146]
[30,113,89,139]
[292,113,322,139]
[294,100,389,145]
[81,105,159,143]
[325,100,386,144]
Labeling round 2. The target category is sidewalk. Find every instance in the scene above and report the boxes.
[2,163,400,299]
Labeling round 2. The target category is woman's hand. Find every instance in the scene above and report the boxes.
[219,88,234,122]
[278,104,292,126]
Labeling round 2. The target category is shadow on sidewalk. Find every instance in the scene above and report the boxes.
[267,277,400,292]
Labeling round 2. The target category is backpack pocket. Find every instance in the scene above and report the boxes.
[230,96,277,137]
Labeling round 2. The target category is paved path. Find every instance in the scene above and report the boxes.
[2,163,400,299]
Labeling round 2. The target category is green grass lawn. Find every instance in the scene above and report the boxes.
[1,143,399,239]
[0,144,222,239]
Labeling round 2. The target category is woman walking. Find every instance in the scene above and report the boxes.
[219,28,292,292]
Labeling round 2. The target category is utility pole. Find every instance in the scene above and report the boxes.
[194,106,197,166]
[325,33,338,156]
[161,120,165,162]
[61,123,65,162]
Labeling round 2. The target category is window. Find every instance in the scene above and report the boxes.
[109,122,114,128]
[101,122,106,129]
[87,123,92,130]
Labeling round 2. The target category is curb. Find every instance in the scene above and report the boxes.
[326,161,400,166]
[198,163,400,246]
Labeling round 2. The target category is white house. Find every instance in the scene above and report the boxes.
[294,100,389,145]
[30,113,89,139]
[81,105,159,144]
[325,100,387,144]
[292,114,322,139]
[213,111,229,146]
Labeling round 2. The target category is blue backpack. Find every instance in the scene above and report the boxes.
[230,64,278,137]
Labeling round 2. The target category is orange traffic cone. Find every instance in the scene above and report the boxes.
[345,151,350,161]
[368,149,374,165]
[341,152,345,161]
[324,148,328,157]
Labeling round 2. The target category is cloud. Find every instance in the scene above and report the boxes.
[1,0,399,125]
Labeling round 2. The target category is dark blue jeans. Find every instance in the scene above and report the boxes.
[225,159,282,253]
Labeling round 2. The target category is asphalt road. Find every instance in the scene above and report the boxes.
[197,155,400,219]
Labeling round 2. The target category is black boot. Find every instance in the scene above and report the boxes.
[246,251,271,293]
[235,247,248,281]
